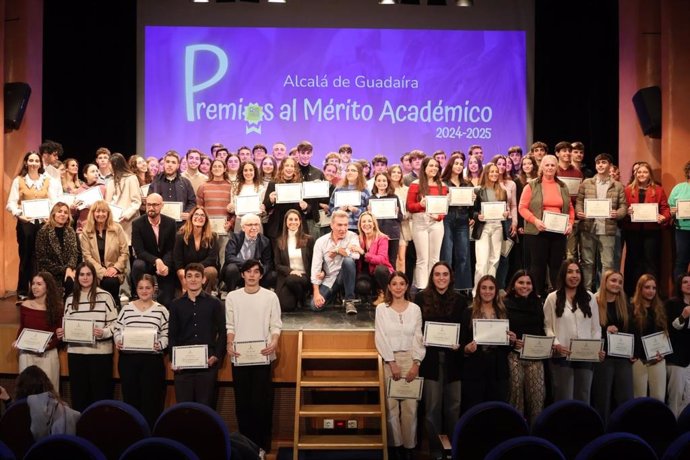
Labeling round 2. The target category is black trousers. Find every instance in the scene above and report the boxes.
[523,232,567,296]
[623,229,660,297]
[131,259,175,307]
[355,265,391,297]
[118,352,165,428]
[174,367,219,409]
[100,276,121,308]
[16,220,41,296]
[67,353,114,412]
[232,364,273,452]
[277,274,311,312]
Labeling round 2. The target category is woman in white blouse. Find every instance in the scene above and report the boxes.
[544,259,604,403]
[274,209,315,311]
[375,271,425,459]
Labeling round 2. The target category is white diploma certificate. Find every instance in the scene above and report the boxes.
[334,190,362,208]
[677,200,690,219]
[16,328,53,353]
[302,180,330,199]
[473,319,510,345]
[59,194,76,206]
[172,345,209,369]
[319,209,332,227]
[481,201,507,221]
[641,331,673,360]
[121,327,157,352]
[631,203,659,223]
[209,217,228,236]
[139,184,150,197]
[425,195,449,215]
[500,239,514,257]
[542,211,569,234]
[62,318,95,344]
[423,321,460,348]
[567,339,604,362]
[275,183,303,204]
[606,332,634,358]
[448,187,475,206]
[387,377,424,400]
[560,177,583,196]
[370,198,398,219]
[519,335,555,360]
[161,202,183,221]
[584,199,612,219]
[109,204,124,223]
[235,195,261,216]
[21,199,52,220]
[232,340,270,366]
[75,186,103,209]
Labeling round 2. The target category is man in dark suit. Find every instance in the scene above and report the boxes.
[131,193,177,306]
[221,213,276,292]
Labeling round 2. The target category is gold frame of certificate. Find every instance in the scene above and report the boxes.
[481,201,507,221]
[235,195,261,216]
[232,340,270,366]
[275,183,303,204]
[301,180,330,199]
[387,377,424,400]
[334,190,362,208]
[209,217,228,236]
[448,187,475,206]
[641,331,673,360]
[677,200,690,219]
[560,177,583,196]
[109,204,124,223]
[139,184,150,197]
[161,202,183,221]
[21,199,52,220]
[16,328,53,353]
[62,318,95,344]
[567,338,604,362]
[425,195,449,215]
[584,198,612,219]
[121,327,158,352]
[542,211,569,234]
[59,194,76,206]
[75,187,104,209]
[519,335,555,360]
[631,203,659,223]
[606,332,634,358]
[423,321,460,348]
[370,198,398,220]
[172,344,209,369]
[472,319,510,345]
[500,239,514,257]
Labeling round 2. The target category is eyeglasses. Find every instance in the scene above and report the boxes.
[146,203,162,208]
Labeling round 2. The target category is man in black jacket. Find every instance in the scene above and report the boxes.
[221,213,276,292]
[296,140,327,236]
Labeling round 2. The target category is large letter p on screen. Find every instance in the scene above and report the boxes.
[185,44,229,121]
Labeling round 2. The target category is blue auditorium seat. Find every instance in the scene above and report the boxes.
[532,399,604,459]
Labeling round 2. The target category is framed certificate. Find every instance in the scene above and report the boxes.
[426,195,449,215]
[21,199,52,220]
[235,195,261,216]
[139,184,150,197]
[423,321,460,348]
[161,201,183,221]
[334,190,362,208]
[584,199,612,219]
[75,186,103,209]
[232,340,270,366]
[387,377,424,400]
[172,344,209,369]
[448,187,475,206]
[370,198,398,219]
[567,338,603,362]
[631,203,659,223]
[275,183,302,204]
[109,204,124,223]
[16,328,53,353]
[543,211,569,234]
[677,200,690,219]
[62,318,95,344]
[481,201,507,221]
[318,209,332,228]
[500,238,514,257]
[641,331,673,361]
[606,332,634,358]
[519,335,555,360]
[209,217,228,236]
[302,180,330,199]
[560,177,582,196]
[59,194,76,206]
[121,327,157,352]
[473,319,510,345]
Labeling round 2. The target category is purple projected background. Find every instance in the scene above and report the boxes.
[145,26,526,163]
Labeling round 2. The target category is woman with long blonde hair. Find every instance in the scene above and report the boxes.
[355,211,394,305]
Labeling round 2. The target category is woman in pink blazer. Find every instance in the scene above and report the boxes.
[355,211,394,305]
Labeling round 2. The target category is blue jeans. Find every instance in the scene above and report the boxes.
[440,211,472,290]
[675,229,690,280]
[309,257,356,311]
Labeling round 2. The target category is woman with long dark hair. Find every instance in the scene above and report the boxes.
[666,272,690,416]
[274,209,315,311]
[72,163,107,234]
[264,157,309,240]
[104,152,142,245]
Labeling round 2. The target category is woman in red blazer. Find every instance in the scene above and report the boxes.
[355,211,394,305]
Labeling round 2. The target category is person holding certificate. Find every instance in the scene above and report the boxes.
[226,259,282,456]
[665,273,690,416]
[503,270,547,425]
[196,159,235,266]
[622,162,671,296]
[228,161,266,232]
[329,162,371,232]
[173,206,219,294]
[36,202,79,297]
[407,157,448,290]
[390,165,413,274]
[370,172,403,266]
[113,274,169,427]
[274,210,315,312]
[667,160,690,279]
[513,155,539,273]
[263,157,309,241]
[6,151,62,302]
[543,260,602,403]
[374,271,425,459]
[14,272,64,391]
[631,274,668,402]
[489,155,518,290]
[590,270,633,424]
[355,212,395,306]
[460,275,516,411]
[71,163,107,234]
[105,152,143,244]
[518,155,574,297]
[57,261,118,411]
[148,150,196,226]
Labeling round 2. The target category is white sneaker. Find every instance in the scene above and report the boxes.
[344,300,358,315]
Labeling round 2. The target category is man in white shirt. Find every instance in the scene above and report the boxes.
[40,140,63,180]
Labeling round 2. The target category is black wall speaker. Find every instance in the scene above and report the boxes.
[632,86,661,138]
[4,82,32,131]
